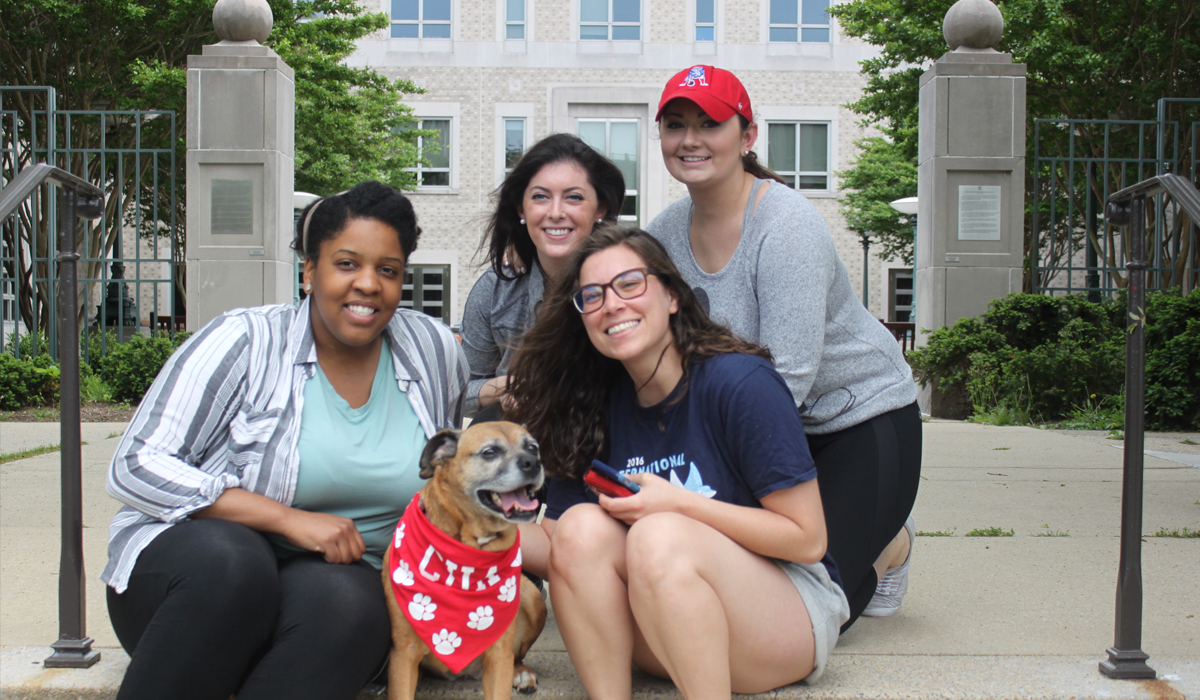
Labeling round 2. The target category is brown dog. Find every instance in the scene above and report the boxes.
[382,421,547,700]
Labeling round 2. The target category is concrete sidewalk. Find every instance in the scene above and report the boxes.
[1,421,1198,699]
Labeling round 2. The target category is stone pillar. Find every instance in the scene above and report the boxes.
[915,0,1025,416]
[186,0,295,330]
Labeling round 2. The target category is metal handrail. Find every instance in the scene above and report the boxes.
[0,162,104,669]
[1098,173,1200,681]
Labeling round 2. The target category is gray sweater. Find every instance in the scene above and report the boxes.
[647,180,916,434]
[459,260,545,416]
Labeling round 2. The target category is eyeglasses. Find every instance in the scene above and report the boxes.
[571,268,657,314]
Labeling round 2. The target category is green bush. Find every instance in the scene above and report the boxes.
[93,333,185,404]
[908,289,1200,430]
[0,352,60,410]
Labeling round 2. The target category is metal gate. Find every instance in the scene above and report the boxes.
[1,87,180,362]
[1031,98,1199,297]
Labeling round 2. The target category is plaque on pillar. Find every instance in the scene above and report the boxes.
[186,0,295,330]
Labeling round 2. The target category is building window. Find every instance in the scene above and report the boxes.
[577,118,639,223]
[392,0,451,38]
[506,0,525,38]
[768,0,829,42]
[695,0,715,41]
[888,269,914,322]
[408,119,452,187]
[766,122,829,190]
[402,264,451,324]
[503,118,526,175]
[580,0,640,40]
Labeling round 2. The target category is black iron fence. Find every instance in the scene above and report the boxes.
[1031,98,1199,298]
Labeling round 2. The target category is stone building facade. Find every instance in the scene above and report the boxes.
[346,0,911,323]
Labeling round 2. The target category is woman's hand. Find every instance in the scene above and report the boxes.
[196,487,365,564]
[597,472,699,525]
[278,510,366,564]
[479,375,518,412]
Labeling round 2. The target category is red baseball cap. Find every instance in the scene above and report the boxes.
[655,66,753,123]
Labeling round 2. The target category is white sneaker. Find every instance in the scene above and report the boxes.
[862,514,915,618]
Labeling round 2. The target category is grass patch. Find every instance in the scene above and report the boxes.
[916,528,957,537]
[106,431,124,439]
[968,404,1032,427]
[992,446,1011,450]
[965,526,1015,537]
[1180,439,1198,446]
[0,441,89,465]
[1149,527,1200,538]
[1033,524,1069,537]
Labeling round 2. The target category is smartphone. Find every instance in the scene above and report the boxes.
[584,459,641,498]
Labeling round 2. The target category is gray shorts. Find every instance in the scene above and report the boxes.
[774,559,850,683]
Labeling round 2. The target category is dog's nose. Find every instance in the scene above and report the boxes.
[517,453,540,476]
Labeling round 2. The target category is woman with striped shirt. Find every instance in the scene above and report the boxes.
[102,181,468,700]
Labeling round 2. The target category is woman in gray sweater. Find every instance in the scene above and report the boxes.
[646,65,921,630]
[461,134,625,418]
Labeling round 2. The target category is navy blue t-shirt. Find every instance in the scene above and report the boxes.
[545,353,840,585]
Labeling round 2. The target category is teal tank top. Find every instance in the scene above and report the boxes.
[274,339,427,569]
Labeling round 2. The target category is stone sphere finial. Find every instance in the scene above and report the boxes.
[943,0,1004,50]
[213,0,273,44]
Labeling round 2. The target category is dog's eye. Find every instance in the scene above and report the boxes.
[526,443,539,457]
[479,446,500,460]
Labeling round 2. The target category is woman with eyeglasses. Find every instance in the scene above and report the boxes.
[647,65,922,630]
[506,226,850,698]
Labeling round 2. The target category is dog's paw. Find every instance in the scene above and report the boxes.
[512,664,538,694]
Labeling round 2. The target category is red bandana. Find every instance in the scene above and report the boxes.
[388,494,522,673]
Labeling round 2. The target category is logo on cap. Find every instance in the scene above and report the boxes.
[680,66,709,88]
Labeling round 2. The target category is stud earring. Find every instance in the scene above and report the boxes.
[305,283,312,292]
[597,218,603,223]
[519,218,526,225]
[743,150,749,156]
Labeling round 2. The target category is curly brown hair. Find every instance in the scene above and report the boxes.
[505,225,771,478]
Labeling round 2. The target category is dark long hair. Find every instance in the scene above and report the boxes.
[506,226,771,478]
[483,133,626,280]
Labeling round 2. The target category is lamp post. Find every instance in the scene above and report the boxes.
[890,197,919,322]
[859,233,871,309]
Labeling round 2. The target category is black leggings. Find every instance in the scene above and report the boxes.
[107,518,391,700]
[807,401,922,632]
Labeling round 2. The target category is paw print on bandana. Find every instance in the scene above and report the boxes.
[408,593,437,621]
[432,629,462,655]
[392,559,414,587]
[393,522,406,548]
[467,605,494,631]
[497,576,517,603]
[511,548,522,568]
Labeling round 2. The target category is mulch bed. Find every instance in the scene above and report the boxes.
[0,403,138,423]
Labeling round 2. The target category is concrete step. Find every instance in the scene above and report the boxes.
[3,646,1198,699]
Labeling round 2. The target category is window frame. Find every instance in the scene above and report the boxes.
[404,103,460,193]
[764,120,831,192]
[505,0,526,39]
[391,0,453,39]
[767,0,831,43]
[694,0,716,42]
[579,0,642,41]
[755,106,839,197]
[494,103,535,186]
[575,117,641,224]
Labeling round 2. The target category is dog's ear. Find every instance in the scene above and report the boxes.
[420,429,460,479]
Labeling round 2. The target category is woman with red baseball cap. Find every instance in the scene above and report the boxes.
[646,65,923,633]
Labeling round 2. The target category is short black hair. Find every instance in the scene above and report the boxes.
[483,133,625,280]
[293,181,421,261]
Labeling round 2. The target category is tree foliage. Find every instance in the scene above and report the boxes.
[830,0,1200,274]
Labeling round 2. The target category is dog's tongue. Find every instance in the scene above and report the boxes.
[499,489,539,514]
